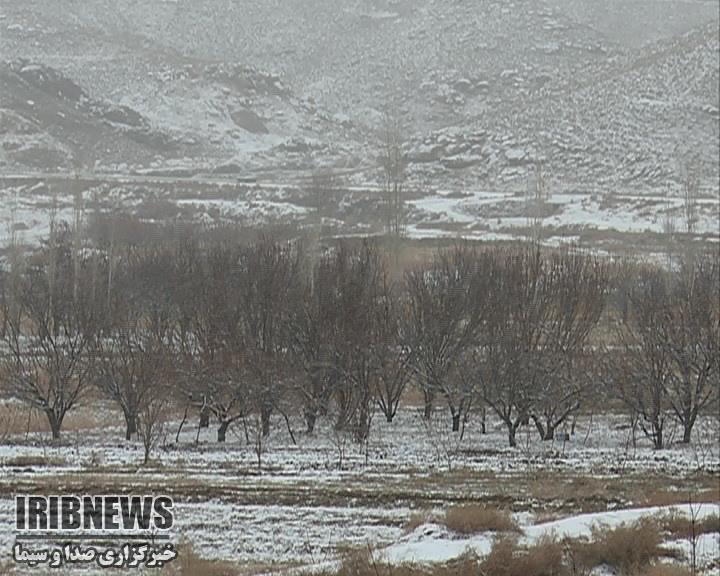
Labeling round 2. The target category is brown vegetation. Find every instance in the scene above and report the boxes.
[162,541,239,576]
[444,505,518,534]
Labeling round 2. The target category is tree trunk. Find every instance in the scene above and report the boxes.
[47,410,62,441]
[423,389,434,420]
[680,410,696,444]
[505,420,518,448]
[682,423,693,444]
[532,416,546,440]
[304,408,317,434]
[653,421,664,450]
[261,405,272,437]
[124,411,137,441]
[544,424,555,441]
[386,413,394,423]
[451,413,461,432]
[354,401,370,443]
[508,427,517,448]
[532,415,555,441]
[217,420,230,443]
[199,406,210,428]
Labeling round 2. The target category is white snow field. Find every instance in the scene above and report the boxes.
[0,403,717,571]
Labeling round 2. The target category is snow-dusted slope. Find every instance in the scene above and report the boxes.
[0,0,718,237]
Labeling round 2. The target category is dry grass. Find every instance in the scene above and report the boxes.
[330,549,485,576]
[642,487,720,507]
[527,473,614,509]
[567,518,674,575]
[2,454,67,467]
[162,541,240,576]
[404,511,434,533]
[444,504,518,534]
[532,511,563,525]
[0,402,117,436]
[641,566,692,576]
[323,525,692,576]
[526,471,720,515]
[479,536,564,576]
[657,511,720,539]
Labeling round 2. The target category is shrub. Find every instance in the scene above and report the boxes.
[569,518,667,575]
[404,511,433,533]
[658,511,720,539]
[444,505,518,535]
[479,536,565,576]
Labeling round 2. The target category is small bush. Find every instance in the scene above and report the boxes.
[404,511,433,533]
[658,511,720,539]
[569,518,666,574]
[479,536,565,576]
[444,505,518,535]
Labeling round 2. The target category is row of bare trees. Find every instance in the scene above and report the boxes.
[604,256,720,448]
[0,230,717,450]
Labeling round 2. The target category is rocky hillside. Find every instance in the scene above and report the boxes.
[0,0,717,195]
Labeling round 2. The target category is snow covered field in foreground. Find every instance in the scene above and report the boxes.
[385,504,719,570]
[0,405,717,571]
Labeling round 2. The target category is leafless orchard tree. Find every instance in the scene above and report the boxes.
[174,242,249,442]
[472,246,545,447]
[370,274,413,423]
[528,250,609,441]
[405,244,483,431]
[656,253,718,443]
[329,241,386,442]
[94,246,176,441]
[290,249,338,433]
[0,228,100,440]
[237,237,301,438]
[605,252,719,449]
[607,265,675,449]
[136,382,170,466]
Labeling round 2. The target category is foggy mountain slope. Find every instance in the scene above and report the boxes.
[0,60,179,171]
[0,0,717,194]
[410,22,720,193]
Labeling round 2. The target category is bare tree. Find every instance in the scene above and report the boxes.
[95,247,175,440]
[379,112,407,238]
[682,162,699,234]
[371,276,412,423]
[290,249,337,433]
[607,265,675,449]
[405,245,482,430]
[474,246,554,447]
[529,249,609,441]
[329,241,386,442]
[238,237,301,438]
[137,386,169,466]
[660,253,718,443]
[0,229,99,440]
[174,242,248,443]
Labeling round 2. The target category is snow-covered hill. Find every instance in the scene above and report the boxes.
[0,0,718,242]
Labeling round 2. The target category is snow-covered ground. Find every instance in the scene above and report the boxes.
[1,177,718,253]
[0,404,717,570]
[385,504,719,571]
